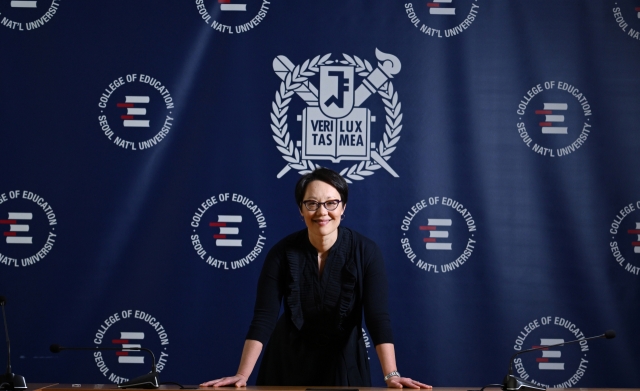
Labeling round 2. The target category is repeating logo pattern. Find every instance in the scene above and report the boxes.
[2,2,637,386]
[516,81,593,157]
[271,49,403,183]
[609,200,640,276]
[93,310,169,385]
[0,0,59,31]
[613,1,640,41]
[0,190,56,268]
[190,193,267,270]
[404,0,479,38]
[513,317,590,388]
[400,197,476,273]
[195,0,270,34]
[98,73,174,150]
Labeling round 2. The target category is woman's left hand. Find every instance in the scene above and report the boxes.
[385,376,432,389]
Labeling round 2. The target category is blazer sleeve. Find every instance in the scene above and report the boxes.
[361,238,394,345]
[245,244,285,344]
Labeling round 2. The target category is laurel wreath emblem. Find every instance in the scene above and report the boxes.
[271,53,402,183]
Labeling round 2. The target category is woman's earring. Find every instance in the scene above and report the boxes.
[341,214,345,220]
[300,215,304,221]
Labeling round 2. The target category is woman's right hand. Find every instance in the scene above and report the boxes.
[201,340,262,388]
[200,374,247,388]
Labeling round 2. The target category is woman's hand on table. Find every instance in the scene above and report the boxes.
[385,376,432,389]
[200,374,247,388]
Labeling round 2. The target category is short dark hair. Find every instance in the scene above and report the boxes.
[294,167,349,209]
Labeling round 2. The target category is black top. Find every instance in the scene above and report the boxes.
[246,226,393,386]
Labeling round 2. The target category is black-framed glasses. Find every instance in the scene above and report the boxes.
[302,199,342,211]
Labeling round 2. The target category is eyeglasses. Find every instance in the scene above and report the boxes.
[302,200,342,211]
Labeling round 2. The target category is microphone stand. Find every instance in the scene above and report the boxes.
[50,345,158,389]
[0,298,26,390]
[502,331,616,391]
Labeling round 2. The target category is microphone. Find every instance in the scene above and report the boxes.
[0,297,26,390]
[49,344,159,389]
[502,330,616,391]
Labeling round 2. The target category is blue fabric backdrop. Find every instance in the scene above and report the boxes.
[1,0,639,388]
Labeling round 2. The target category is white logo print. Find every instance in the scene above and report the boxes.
[428,0,455,15]
[400,197,476,273]
[0,0,59,31]
[272,49,403,183]
[11,1,37,8]
[191,193,267,270]
[114,332,145,364]
[212,215,242,247]
[404,0,479,38]
[609,201,640,275]
[421,219,452,250]
[93,310,169,385]
[630,223,640,254]
[612,3,640,41]
[536,338,564,370]
[516,81,592,157]
[195,0,270,34]
[0,190,56,268]
[119,96,150,128]
[98,74,174,151]
[2,213,32,244]
[512,316,589,388]
[538,103,567,134]
[219,0,246,12]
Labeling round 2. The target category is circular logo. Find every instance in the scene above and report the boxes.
[516,81,593,157]
[0,190,56,268]
[404,0,479,38]
[612,1,640,41]
[609,200,640,276]
[191,193,267,270]
[0,0,59,31]
[93,310,169,385]
[97,74,174,151]
[400,197,476,273]
[512,316,590,388]
[271,49,403,183]
[195,0,270,34]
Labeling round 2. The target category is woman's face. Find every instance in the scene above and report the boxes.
[300,180,346,240]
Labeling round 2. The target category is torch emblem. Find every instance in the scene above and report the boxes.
[271,49,403,182]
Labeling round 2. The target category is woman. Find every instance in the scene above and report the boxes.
[201,168,430,388]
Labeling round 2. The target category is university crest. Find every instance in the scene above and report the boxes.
[271,49,403,182]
